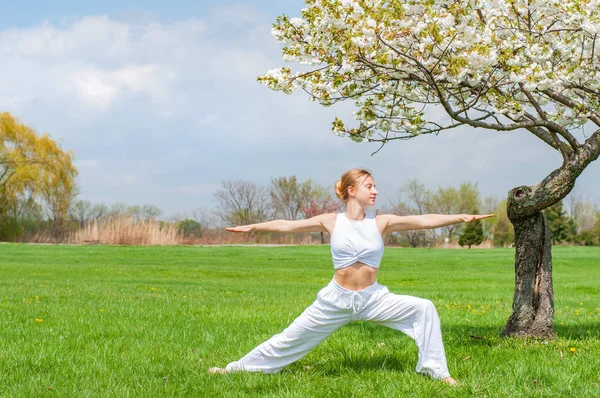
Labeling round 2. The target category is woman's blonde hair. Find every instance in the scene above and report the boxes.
[334,169,372,202]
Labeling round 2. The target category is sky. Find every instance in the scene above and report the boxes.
[1,0,598,218]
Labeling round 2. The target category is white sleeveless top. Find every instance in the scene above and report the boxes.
[330,213,384,270]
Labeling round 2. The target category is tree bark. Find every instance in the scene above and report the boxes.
[503,204,555,338]
[501,133,600,338]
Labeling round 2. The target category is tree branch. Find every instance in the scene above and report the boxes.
[543,88,600,128]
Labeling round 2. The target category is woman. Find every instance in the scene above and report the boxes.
[209,169,492,385]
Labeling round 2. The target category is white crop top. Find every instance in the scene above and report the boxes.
[330,212,384,270]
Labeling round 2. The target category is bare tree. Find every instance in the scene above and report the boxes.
[481,196,499,240]
[270,176,313,220]
[301,184,341,244]
[215,180,271,226]
[70,200,93,228]
[566,187,598,232]
[426,186,460,241]
[139,204,162,220]
[386,179,431,247]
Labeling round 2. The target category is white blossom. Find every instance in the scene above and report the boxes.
[259,0,600,135]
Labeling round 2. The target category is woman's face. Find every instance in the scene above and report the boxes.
[351,175,378,206]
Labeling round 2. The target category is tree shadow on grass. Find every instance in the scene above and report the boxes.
[445,322,600,342]
[553,322,600,340]
[292,354,413,377]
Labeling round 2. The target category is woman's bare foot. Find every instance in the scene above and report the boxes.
[442,376,458,386]
[208,367,227,374]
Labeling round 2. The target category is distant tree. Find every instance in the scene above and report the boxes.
[189,207,218,231]
[594,213,600,244]
[571,230,598,246]
[215,180,271,226]
[0,112,77,239]
[42,179,79,237]
[482,196,499,240]
[70,200,93,228]
[543,202,570,245]
[386,201,428,248]
[171,207,217,237]
[301,184,341,244]
[573,201,598,233]
[270,176,313,220]
[492,200,515,248]
[0,195,44,240]
[386,179,430,247]
[426,183,481,241]
[108,202,129,217]
[566,217,578,243]
[493,216,515,248]
[69,201,108,228]
[458,210,484,248]
[426,186,459,240]
[178,219,203,238]
[458,183,482,213]
[139,204,162,220]
[566,188,598,233]
[103,202,161,220]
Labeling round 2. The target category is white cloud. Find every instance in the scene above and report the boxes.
[71,64,173,108]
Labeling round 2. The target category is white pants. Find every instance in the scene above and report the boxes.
[226,279,450,379]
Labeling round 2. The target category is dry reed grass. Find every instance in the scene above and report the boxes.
[69,216,182,245]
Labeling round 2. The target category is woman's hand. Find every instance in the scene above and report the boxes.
[225,225,254,233]
[460,214,494,223]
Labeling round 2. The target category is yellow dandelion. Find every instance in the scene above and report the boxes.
[99,309,104,312]
[569,347,576,353]
[35,318,43,322]
[183,295,188,299]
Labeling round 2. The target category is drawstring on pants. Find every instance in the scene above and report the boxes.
[345,292,366,312]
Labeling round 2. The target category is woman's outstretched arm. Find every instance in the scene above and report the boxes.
[379,214,494,234]
[226,213,336,234]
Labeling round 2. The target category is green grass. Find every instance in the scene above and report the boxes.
[0,244,599,397]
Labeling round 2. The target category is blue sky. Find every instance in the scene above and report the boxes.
[1,0,598,218]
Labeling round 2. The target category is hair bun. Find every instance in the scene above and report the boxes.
[334,180,343,199]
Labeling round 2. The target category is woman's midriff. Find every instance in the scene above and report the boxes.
[334,262,378,291]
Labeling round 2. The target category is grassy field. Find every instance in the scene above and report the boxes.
[0,244,598,397]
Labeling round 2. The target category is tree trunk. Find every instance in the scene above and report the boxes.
[503,190,556,339]
[320,231,325,244]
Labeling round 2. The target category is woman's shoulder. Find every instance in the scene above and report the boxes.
[309,212,339,222]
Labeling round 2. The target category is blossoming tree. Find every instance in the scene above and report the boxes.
[258,0,600,338]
